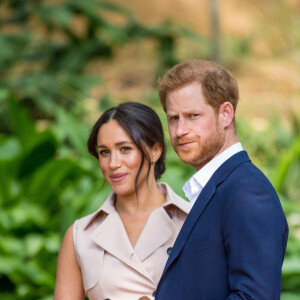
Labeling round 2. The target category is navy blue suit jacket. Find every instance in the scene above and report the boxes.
[156,151,288,300]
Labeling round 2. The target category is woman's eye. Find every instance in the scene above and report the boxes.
[121,146,131,152]
[99,150,109,156]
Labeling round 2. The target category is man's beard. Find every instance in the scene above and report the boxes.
[172,125,225,170]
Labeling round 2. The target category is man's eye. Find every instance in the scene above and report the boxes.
[170,116,179,121]
[191,114,200,118]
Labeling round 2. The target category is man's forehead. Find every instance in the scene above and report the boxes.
[166,106,199,115]
[165,97,207,113]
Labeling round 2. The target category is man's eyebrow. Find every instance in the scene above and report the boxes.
[166,111,177,116]
[167,109,201,116]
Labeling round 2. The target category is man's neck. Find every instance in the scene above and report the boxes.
[215,135,239,159]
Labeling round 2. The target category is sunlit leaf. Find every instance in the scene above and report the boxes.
[0,136,21,161]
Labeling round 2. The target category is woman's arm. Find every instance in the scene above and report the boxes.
[54,225,85,300]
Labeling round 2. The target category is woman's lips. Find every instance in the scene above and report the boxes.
[110,173,127,183]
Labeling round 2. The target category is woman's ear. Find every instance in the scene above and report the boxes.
[219,101,235,128]
[151,143,162,163]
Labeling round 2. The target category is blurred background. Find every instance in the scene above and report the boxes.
[0,0,299,299]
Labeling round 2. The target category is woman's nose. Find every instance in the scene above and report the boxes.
[109,152,121,169]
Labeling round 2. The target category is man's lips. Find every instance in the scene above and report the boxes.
[110,173,127,182]
[177,141,195,147]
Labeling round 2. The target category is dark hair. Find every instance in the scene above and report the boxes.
[158,59,239,113]
[87,102,166,194]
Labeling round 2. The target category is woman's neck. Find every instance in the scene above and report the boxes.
[115,180,165,217]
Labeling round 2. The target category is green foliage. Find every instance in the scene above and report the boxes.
[0,95,111,299]
[237,116,300,297]
[1,0,300,298]
[0,0,203,129]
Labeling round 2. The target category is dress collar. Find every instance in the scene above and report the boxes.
[84,182,190,230]
[83,182,190,282]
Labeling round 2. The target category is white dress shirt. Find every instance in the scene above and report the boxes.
[183,142,243,206]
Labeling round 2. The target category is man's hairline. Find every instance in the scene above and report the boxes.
[161,80,204,111]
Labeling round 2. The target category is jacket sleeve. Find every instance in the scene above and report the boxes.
[222,178,288,300]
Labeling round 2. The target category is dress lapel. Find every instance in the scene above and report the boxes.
[86,182,191,285]
[134,207,176,262]
[90,211,155,283]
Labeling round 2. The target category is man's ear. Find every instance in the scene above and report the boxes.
[219,102,235,128]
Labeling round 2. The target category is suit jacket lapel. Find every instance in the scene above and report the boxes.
[162,179,216,273]
[161,151,251,276]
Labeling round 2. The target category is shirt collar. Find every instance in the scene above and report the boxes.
[183,142,243,206]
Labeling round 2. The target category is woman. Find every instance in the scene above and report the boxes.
[54,102,190,300]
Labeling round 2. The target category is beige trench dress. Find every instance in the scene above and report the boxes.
[73,182,190,300]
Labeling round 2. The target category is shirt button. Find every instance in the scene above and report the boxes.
[167,212,173,219]
[167,247,172,255]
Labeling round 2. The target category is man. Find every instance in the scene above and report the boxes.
[155,60,288,299]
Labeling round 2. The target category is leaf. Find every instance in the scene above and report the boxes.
[24,234,44,257]
[0,136,21,161]
[281,292,300,300]
[273,136,300,193]
[36,4,73,28]
[27,158,85,206]
[0,236,24,257]
[17,261,55,287]
[282,257,300,289]
[5,202,49,229]
[0,162,11,206]
[7,95,37,150]
[17,130,57,179]
[44,233,61,253]
[0,256,21,274]
[55,108,89,157]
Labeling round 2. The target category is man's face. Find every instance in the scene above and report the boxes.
[166,82,225,170]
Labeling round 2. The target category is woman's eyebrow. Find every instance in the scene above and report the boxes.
[97,141,134,148]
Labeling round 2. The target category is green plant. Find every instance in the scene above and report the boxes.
[0,95,111,299]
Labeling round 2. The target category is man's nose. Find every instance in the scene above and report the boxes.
[176,117,189,137]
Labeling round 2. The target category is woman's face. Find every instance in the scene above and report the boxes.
[97,119,152,197]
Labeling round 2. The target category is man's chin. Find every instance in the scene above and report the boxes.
[176,152,196,166]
